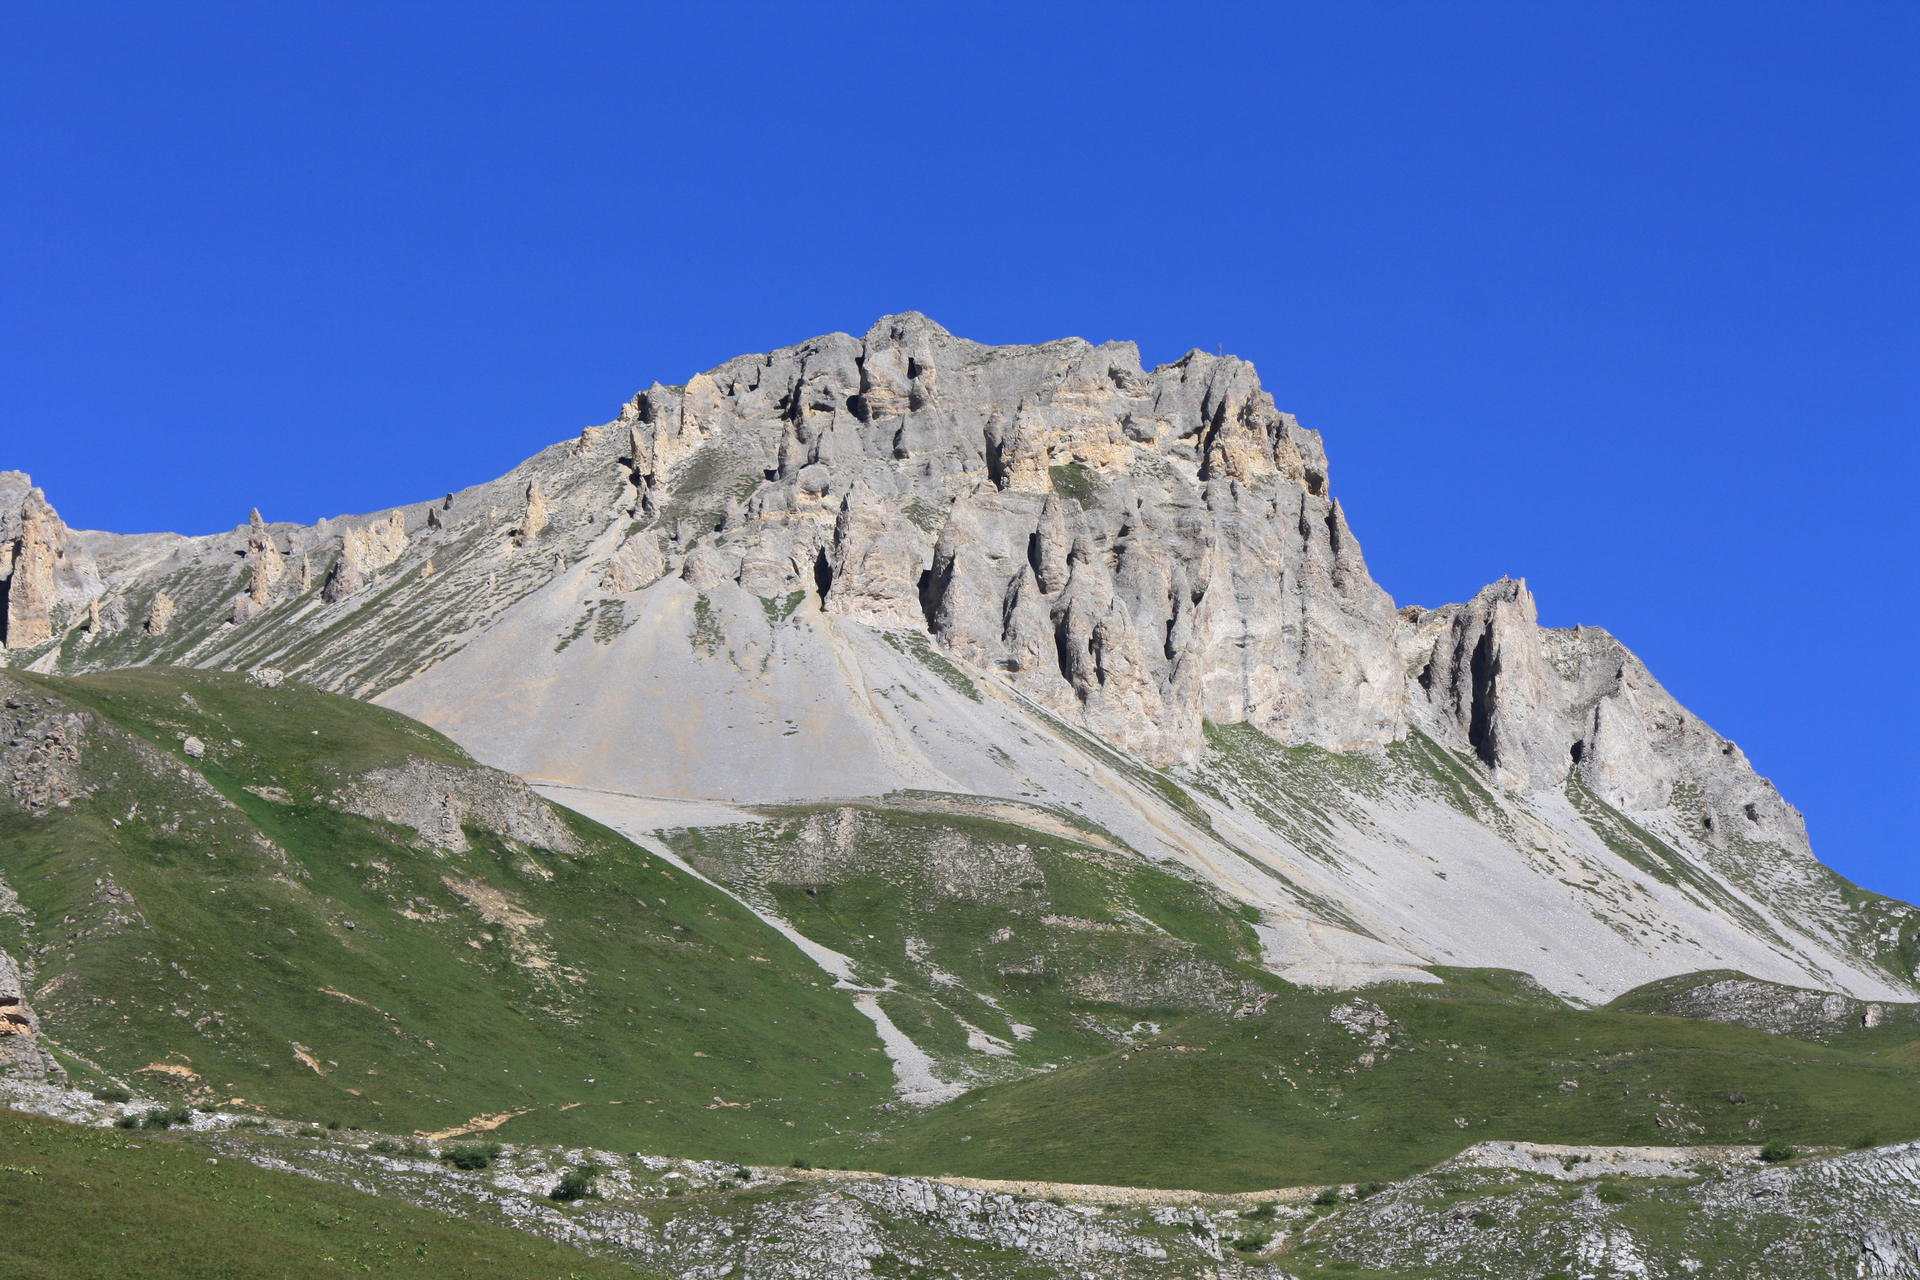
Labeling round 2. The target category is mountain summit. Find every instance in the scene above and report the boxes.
[2,316,1912,1012]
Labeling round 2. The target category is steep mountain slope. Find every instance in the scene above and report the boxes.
[0,316,1911,1019]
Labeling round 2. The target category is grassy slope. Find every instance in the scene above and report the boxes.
[1,668,889,1161]
[856,975,1920,1191]
[0,1108,645,1280]
[665,803,1279,1083]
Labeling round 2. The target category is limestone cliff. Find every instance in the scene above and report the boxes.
[0,477,72,650]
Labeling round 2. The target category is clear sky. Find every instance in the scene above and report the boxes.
[5,3,1915,902]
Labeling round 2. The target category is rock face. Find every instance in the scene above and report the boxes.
[0,478,69,650]
[323,510,409,602]
[0,950,61,1080]
[4,315,1913,1004]
[1402,578,1796,824]
[600,312,1404,764]
[231,508,286,622]
[0,681,89,812]
[513,480,547,546]
[335,757,583,856]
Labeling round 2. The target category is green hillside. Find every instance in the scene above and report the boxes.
[0,667,888,1161]
[664,798,1281,1086]
[855,972,1920,1190]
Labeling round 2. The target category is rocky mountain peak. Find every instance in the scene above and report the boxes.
[3,319,1910,1005]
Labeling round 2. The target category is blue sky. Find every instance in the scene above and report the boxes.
[5,3,1915,901]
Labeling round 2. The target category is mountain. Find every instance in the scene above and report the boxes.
[2,315,1911,1021]
[5,315,1920,1278]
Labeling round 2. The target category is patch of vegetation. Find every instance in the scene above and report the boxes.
[882,630,982,702]
[552,607,595,653]
[691,593,727,656]
[551,1161,605,1202]
[1387,729,1506,823]
[653,442,762,534]
[1049,462,1102,508]
[140,1104,195,1131]
[436,1142,503,1171]
[758,590,805,626]
[591,598,631,645]
[1415,967,1570,1009]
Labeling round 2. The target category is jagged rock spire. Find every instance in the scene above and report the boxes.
[0,481,68,650]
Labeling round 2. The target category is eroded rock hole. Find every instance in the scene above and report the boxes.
[1467,630,1500,767]
[813,548,834,606]
[1053,615,1077,683]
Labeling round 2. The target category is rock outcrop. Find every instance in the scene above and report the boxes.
[1305,1138,1920,1279]
[0,478,68,650]
[232,507,286,621]
[0,950,60,1080]
[335,757,583,856]
[323,511,409,602]
[552,314,1408,764]
[1614,971,1919,1042]
[513,479,547,546]
[0,676,89,812]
